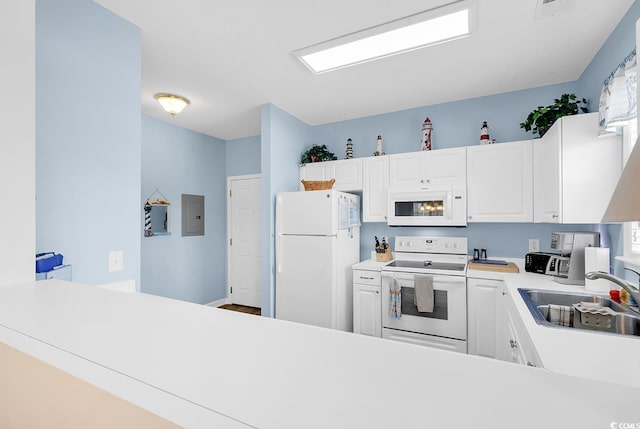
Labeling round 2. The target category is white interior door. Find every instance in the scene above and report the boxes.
[228,175,262,307]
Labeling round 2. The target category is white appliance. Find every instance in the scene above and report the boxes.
[276,190,360,331]
[387,185,467,226]
[381,236,468,353]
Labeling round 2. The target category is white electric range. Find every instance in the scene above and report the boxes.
[381,236,468,353]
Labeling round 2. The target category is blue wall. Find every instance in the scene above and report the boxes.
[312,81,578,158]
[578,1,640,277]
[225,135,261,176]
[36,0,142,287]
[261,104,312,316]
[141,116,227,303]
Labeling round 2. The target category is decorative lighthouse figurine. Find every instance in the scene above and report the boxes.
[480,121,490,144]
[421,117,433,151]
[373,135,385,156]
[345,138,353,159]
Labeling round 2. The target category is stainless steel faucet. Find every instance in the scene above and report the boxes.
[585,271,640,307]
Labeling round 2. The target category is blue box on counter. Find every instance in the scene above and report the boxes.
[35,253,64,273]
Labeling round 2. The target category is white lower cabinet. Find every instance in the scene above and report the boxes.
[468,276,542,367]
[353,269,381,337]
[502,291,541,367]
[467,278,505,359]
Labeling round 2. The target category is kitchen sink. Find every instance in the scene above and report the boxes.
[518,288,640,337]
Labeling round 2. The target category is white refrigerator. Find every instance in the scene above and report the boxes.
[275,190,360,331]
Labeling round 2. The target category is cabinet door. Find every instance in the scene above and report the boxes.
[388,152,428,189]
[299,163,330,190]
[467,140,533,222]
[353,284,381,337]
[533,123,561,222]
[501,292,542,367]
[467,278,504,359]
[332,159,362,191]
[362,156,389,222]
[560,113,621,223]
[425,147,467,185]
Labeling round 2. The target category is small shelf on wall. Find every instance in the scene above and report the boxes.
[144,189,171,237]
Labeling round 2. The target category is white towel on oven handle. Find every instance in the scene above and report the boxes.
[414,274,434,313]
[388,277,401,319]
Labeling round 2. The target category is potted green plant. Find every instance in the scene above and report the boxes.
[300,144,337,164]
[520,93,588,137]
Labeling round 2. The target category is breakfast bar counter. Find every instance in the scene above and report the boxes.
[0,280,638,428]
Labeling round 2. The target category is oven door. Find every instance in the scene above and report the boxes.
[387,186,466,226]
[381,272,467,340]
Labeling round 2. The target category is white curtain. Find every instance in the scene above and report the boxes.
[599,48,637,135]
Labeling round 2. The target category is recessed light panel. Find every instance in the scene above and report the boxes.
[295,1,474,74]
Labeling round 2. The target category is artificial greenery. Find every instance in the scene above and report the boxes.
[300,144,337,164]
[520,93,588,137]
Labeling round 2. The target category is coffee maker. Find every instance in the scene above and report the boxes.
[551,232,601,285]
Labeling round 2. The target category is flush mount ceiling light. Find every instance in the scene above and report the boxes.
[294,0,474,74]
[154,93,190,116]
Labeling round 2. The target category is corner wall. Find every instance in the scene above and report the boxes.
[141,116,227,304]
[36,0,142,287]
[261,104,312,317]
[0,0,35,285]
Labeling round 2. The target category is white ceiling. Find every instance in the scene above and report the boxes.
[96,0,634,141]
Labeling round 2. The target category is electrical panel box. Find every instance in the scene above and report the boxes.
[182,194,205,236]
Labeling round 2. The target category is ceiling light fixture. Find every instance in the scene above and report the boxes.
[294,0,474,74]
[154,93,190,116]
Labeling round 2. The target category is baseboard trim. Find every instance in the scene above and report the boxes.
[205,298,229,308]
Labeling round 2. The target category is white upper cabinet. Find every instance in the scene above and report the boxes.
[533,112,622,223]
[389,147,466,189]
[299,158,363,192]
[362,156,389,222]
[467,140,533,222]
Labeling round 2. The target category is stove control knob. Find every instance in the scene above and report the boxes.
[406,242,412,247]
[444,242,451,248]
[453,242,460,249]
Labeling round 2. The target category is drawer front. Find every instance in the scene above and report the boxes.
[352,270,381,286]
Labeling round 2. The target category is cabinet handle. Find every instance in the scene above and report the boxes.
[360,276,374,280]
[552,214,558,219]
[420,179,424,184]
[375,291,379,294]
[502,292,507,296]
[468,216,472,220]
[526,361,536,367]
[510,339,518,349]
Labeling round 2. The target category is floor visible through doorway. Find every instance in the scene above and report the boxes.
[218,304,261,316]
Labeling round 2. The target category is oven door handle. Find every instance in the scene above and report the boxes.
[382,273,465,284]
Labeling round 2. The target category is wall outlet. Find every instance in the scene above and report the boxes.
[108,250,124,272]
[528,239,540,252]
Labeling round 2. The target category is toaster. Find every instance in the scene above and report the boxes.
[525,252,566,276]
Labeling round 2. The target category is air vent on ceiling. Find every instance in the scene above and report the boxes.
[535,0,576,20]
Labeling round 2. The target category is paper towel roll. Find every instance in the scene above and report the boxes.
[584,247,610,292]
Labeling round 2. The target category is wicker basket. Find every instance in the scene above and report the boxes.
[301,178,335,191]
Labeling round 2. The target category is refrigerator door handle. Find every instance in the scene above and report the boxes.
[276,237,282,273]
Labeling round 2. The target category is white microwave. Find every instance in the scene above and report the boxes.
[387,185,467,226]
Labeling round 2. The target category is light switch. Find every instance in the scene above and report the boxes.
[108,251,124,272]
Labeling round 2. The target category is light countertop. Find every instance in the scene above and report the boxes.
[467,259,640,388]
[0,280,639,428]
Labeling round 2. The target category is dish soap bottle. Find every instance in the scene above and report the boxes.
[619,288,638,306]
